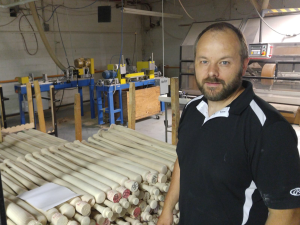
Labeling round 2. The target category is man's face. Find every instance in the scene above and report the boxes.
[195,29,248,101]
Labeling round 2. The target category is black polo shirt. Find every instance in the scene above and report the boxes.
[176,80,300,225]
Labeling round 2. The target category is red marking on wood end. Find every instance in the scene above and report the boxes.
[113,193,120,203]
[133,207,141,218]
[123,189,130,198]
[103,219,110,225]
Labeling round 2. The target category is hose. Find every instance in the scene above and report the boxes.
[29,2,66,71]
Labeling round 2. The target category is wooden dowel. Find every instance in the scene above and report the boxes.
[110,124,176,150]
[171,78,179,145]
[50,85,57,136]
[33,80,46,133]
[128,82,136,130]
[26,83,34,124]
[74,93,82,141]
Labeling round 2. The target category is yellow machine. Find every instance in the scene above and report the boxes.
[137,61,155,79]
[74,58,95,76]
[102,57,157,84]
[107,64,126,84]
[125,72,144,79]
[18,76,29,84]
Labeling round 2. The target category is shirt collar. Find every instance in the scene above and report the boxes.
[229,80,255,115]
[196,80,254,117]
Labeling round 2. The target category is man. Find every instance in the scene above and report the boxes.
[157,22,300,225]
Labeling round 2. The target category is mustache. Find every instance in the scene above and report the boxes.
[202,77,225,85]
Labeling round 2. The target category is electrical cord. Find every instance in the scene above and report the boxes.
[110,55,119,64]
[66,8,75,63]
[164,29,183,40]
[118,0,124,74]
[178,0,196,21]
[19,11,39,55]
[253,6,300,37]
[56,11,70,67]
[56,89,64,112]
[0,16,19,27]
[132,33,137,66]
[110,0,124,94]
[45,0,99,22]
[162,0,164,77]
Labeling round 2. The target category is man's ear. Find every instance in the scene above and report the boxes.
[242,58,250,76]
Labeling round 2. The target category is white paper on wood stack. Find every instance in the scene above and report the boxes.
[18,183,79,211]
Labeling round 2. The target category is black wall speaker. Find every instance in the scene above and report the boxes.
[98,6,111,23]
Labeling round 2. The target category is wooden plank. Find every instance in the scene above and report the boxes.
[128,82,136,130]
[294,107,300,125]
[33,80,46,133]
[50,85,55,129]
[171,78,179,145]
[121,86,161,121]
[74,93,82,141]
[0,118,2,143]
[280,112,295,124]
[26,82,34,124]
[50,85,58,136]
[0,85,4,127]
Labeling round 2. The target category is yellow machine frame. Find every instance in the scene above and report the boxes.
[78,58,95,76]
[107,64,126,84]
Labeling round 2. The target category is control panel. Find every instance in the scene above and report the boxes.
[249,43,273,59]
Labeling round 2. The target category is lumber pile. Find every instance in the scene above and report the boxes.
[0,125,178,225]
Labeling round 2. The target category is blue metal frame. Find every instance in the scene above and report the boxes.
[96,79,163,125]
[14,78,95,124]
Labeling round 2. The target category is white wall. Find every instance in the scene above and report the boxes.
[0,0,143,115]
[145,0,300,78]
[2,0,300,117]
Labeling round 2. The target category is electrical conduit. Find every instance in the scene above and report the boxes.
[29,2,66,72]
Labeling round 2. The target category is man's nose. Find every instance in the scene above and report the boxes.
[207,63,219,77]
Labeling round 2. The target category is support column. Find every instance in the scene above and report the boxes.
[97,88,104,125]
[26,83,34,124]
[50,85,58,137]
[18,92,25,125]
[78,87,84,116]
[89,81,95,119]
[74,93,82,141]
[34,80,46,133]
[128,83,136,130]
[171,78,179,145]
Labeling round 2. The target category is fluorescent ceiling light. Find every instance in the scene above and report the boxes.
[0,0,38,8]
[122,7,183,19]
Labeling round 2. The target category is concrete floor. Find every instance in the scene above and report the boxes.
[5,102,173,144]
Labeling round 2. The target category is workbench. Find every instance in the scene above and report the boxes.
[14,78,95,124]
[96,79,165,125]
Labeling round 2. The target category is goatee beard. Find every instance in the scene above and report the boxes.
[196,69,243,101]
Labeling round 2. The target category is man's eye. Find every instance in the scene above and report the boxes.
[200,60,208,64]
[220,61,229,65]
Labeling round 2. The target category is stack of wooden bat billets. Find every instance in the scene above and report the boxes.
[0,124,179,225]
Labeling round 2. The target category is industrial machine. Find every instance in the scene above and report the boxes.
[180,14,300,95]
[106,63,125,84]
[98,54,161,86]
[180,12,300,124]
[249,43,273,60]
[74,58,95,78]
[17,58,95,85]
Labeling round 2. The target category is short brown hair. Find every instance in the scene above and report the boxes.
[194,22,248,64]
